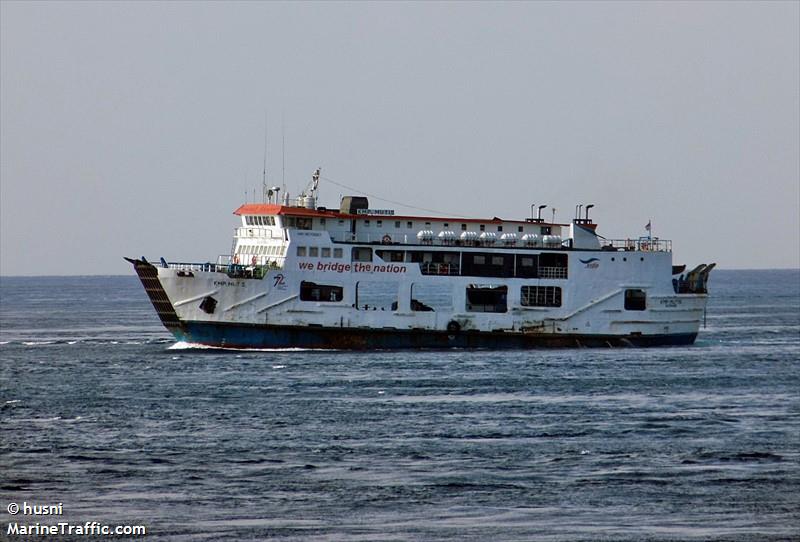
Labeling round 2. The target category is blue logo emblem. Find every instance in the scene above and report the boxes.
[579,257,600,269]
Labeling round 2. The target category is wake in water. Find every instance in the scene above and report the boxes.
[168,340,333,352]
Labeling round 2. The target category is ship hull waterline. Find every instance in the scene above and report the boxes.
[169,320,697,350]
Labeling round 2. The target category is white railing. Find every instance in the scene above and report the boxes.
[537,266,568,279]
[598,238,672,252]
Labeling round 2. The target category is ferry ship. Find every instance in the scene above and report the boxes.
[128,169,714,349]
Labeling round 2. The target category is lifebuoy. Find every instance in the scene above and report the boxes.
[446,320,461,333]
[382,234,392,244]
[251,255,258,266]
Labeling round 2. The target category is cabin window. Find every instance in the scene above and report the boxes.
[497,225,503,232]
[407,221,413,229]
[300,281,343,302]
[395,221,401,228]
[461,223,467,231]
[376,250,405,262]
[462,252,513,278]
[351,247,372,262]
[321,248,331,258]
[364,220,370,227]
[515,254,538,278]
[425,222,431,227]
[541,226,551,235]
[297,218,312,230]
[466,285,507,313]
[479,224,485,232]
[296,246,307,257]
[410,282,452,312]
[356,281,398,311]
[245,216,251,225]
[444,223,449,228]
[338,219,345,225]
[521,286,562,307]
[333,248,343,258]
[538,253,568,279]
[309,247,319,257]
[624,289,647,311]
[518,226,523,233]
[377,220,383,227]
[320,218,326,226]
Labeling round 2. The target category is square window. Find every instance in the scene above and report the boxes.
[338,219,345,225]
[479,224,485,231]
[333,248,343,258]
[296,246,306,257]
[474,255,485,265]
[364,220,370,227]
[322,248,331,258]
[395,221,401,228]
[518,226,523,232]
[377,220,383,227]
[309,247,319,257]
[497,225,503,232]
[320,218,326,225]
[461,223,467,231]
[425,222,431,227]
[444,223,449,228]
[407,221,413,229]
[492,256,504,265]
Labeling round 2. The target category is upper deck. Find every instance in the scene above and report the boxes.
[231,202,671,253]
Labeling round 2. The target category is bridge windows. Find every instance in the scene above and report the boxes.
[245,215,276,226]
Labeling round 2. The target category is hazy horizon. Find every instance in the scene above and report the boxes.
[2,1,798,276]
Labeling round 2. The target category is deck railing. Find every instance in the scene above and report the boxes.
[328,231,671,252]
[419,262,461,276]
[597,238,672,252]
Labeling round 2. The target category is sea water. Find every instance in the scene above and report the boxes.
[1,270,798,541]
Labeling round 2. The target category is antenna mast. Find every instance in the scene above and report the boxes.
[281,113,286,193]
[262,112,268,203]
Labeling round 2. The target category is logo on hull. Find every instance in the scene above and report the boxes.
[579,257,600,269]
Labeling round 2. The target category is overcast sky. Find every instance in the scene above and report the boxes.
[1,1,798,276]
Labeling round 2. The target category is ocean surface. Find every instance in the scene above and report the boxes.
[1,269,798,541]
